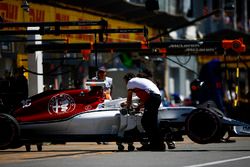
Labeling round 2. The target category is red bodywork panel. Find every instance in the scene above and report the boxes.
[13,89,104,123]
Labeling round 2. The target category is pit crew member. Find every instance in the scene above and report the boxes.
[122,73,165,151]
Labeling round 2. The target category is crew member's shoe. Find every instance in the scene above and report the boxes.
[220,138,236,143]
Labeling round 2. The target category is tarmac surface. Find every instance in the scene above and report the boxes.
[0,136,194,164]
[1,136,250,167]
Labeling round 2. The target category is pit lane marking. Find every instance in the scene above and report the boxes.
[184,155,250,167]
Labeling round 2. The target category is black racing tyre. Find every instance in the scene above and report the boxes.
[8,141,23,149]
[210,107,228,140]
[0,113,20,150]
[185,108,223,144]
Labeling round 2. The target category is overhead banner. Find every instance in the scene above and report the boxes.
[0,0,156,42]
[198,55,250,68]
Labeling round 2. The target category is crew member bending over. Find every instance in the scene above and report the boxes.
[122,73,165,151]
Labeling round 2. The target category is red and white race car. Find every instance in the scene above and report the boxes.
[0,80,249,151]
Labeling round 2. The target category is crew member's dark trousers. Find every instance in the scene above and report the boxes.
[141,93,163,147]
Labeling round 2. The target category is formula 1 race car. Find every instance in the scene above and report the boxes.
[0,80,250,151]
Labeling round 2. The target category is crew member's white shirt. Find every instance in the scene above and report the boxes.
[127,77,160,95]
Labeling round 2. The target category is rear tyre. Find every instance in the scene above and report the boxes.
[9,141,23,149]
[0,113,20,150]
[185,108,223,144]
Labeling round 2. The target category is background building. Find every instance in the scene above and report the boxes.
[0,0,249,104]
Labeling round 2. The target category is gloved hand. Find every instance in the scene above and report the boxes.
[120,102,127,107]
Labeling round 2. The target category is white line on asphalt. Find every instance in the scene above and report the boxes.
[184,155,250,167]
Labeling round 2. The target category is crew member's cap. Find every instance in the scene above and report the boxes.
[98,66,106,72]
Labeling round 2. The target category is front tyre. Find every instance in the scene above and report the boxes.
[185,108,223,144]
[0,113,20,150]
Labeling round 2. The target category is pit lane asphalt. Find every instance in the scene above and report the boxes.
[1,136,250,167]
[0,136,194,164]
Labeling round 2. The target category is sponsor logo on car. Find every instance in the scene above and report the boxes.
[48,93,76,115]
